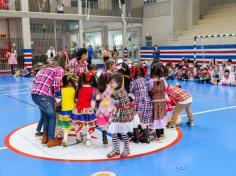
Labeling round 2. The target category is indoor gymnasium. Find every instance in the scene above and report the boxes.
[0,0,236,176]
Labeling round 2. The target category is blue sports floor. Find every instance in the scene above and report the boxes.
[0,75,236,176]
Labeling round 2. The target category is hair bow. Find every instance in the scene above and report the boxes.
[141,66,148,76]
[131,66,138,78]
[86,71,95,83]
[101,72,109,77]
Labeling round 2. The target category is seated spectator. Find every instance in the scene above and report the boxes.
[14,67,31,77]
[187,65,195,81]
[180,67,188,81]
[180,58,188,68]
[231,72,236,86]
[199,66,211,83]
[32,62,44,76]
[176,65,183,80]
[166,63,175,80]
[219,69,231,85]
[211,65,220,85]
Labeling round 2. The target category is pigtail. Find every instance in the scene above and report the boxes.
[141,65,148,77]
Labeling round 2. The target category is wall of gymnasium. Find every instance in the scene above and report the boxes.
[142,0,201,45]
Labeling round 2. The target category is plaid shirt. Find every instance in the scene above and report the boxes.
[69,58,88,76]
[32,66,64,97]
[166,86,191,103]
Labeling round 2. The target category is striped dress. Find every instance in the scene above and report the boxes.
[130,78,153,124]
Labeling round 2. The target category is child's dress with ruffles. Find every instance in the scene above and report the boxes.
[96,85,114,127]
[72,85,96,124]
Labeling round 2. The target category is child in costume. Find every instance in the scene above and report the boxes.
[117,62,140,143]
[130,63,153,143]
[211,65,220,85]
[56,75,77,145]
[96,72,114,145]
[199,66,211,83]
[218,69,231,85]
[107,73,135,158]
[105,60,117,74]
[150,63,168,141]
[72,71,97,146]
[166,85,194,128]
[166,84,182,126]
[117,62,131,94]
[231,72,236,86]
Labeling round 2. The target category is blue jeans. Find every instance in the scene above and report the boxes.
[32,94,56,140]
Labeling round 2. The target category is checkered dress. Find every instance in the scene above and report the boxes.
[150,80,166,120]
[112,87,135,123]
[130,78,153,124]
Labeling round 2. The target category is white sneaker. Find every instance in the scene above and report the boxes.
[85,139,91,146]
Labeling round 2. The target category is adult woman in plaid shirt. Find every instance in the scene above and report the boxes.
[31,56,65,147]
[69,48,88,77]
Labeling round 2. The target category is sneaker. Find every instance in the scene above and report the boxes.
[186,121,195,127]
[166,123,176,129]
[85,139,91,147]
[107,151,120,158]
[35,131,43,137]
[155,138,163,143]
[160,134,166,139]
[120,151,130,158]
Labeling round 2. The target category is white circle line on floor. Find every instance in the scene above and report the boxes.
[5,123,182,162]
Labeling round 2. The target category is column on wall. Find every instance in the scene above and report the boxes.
[122,3,127,50]
[78,0,83,48]
[102,25,108,47]
[21,0,32,71]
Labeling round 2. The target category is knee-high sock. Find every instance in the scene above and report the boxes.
[112,133,120,153]
[121,133,130,153]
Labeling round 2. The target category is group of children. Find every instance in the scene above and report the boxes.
[51,58,194,158]
[166,59,236,86]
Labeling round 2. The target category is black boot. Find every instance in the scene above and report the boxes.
[127,132,133,142]
[160,129,164,137]
[156,129,161,139]
[133,128,139,143]
[102,130,108,145]
[142,128,150,144]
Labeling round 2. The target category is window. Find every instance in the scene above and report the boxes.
[144,0,157,5]
[71,0,78,7]
[85,32,102,46]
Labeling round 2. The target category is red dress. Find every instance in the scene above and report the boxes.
[72,85,96,123]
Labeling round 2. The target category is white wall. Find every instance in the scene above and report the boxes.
[187,0,200,30]
[131,0,143,8]
[192,0,200,25]
[172,0,188,32]
[143,1,171,18]
[142,15,173,44]
[98,0,112,9]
